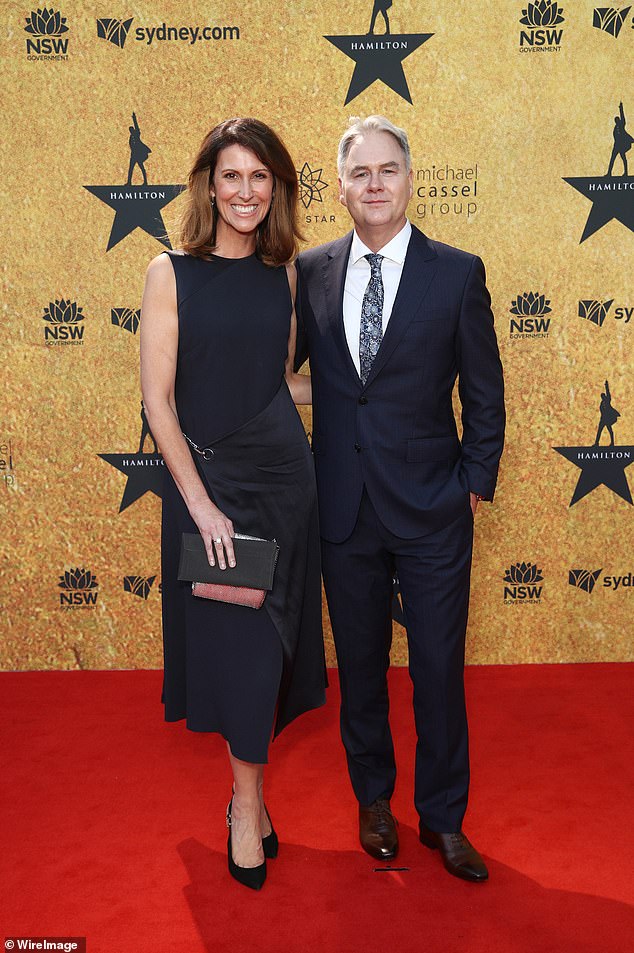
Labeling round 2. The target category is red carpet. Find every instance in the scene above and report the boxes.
[2,664,633,953]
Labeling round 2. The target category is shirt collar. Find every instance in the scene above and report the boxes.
[350,219,412,266]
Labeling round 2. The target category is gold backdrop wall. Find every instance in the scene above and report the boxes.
[1,0,632,670]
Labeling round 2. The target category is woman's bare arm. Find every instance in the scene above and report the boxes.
[140,254,235,569]
[284,262,312,405]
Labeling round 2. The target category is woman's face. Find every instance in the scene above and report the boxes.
[211,144,274,237]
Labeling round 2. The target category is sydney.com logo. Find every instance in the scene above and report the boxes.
[96,16,240,49]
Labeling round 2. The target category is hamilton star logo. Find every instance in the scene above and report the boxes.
[563,100,634,242]
[553,380,633,505]
[99,401,164,511]
[84,111,184,251]
[325,1,433,105]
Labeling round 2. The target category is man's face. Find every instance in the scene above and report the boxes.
[338,130,413,238]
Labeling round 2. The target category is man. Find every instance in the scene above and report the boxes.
[368,0,392,35]
[296,117,505,882]
[607,101,632,177]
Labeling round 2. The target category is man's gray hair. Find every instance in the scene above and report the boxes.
[337,115,411,177]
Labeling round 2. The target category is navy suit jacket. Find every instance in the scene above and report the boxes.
[296,224,505,543]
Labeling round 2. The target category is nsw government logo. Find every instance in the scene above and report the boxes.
[41,299,87,346]
[509,291,552,340]
[99,401,164,512]
[563,101,634,243]
[84,111,185,252]
[503,561,544,605]
[553,380,633,506]
[58,567,99,609]
[24,7,70,61]
[518,2,565,52]
[325,1,433,105]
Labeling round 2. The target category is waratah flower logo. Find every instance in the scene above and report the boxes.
[297,163,329,210]
[123,575,156,600]
[578,299,614,327]
[96,17,134,49]
[510,292,552,317]
[24,8,69,36]
[58,568,98,591]
[520,2,565,26]
[503,562,544,584]
[568,568,602,593]
[111,308,140,334]
[42,300,84,324]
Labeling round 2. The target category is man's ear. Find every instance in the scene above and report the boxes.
[408,168,414,199]
[338,177,347,208]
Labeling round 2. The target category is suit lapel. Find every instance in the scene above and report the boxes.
[364,225,438,387]
[322,231,361,383]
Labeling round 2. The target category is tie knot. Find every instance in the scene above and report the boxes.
[365,253,384,276]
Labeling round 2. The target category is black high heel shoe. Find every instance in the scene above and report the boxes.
[226,798,266,890]
[262,805,279,859]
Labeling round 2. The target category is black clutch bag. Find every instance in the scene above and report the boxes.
[178,533,279,607]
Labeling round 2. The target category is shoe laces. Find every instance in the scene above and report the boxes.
[448,832,468,850]
[372,800,393,824]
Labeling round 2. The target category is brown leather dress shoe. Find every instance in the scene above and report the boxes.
[359,799,399,861]
[419,823,488,882]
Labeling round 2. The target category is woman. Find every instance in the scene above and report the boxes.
[140,118,326,890]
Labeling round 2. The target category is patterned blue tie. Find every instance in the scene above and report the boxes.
[359,253,384,384]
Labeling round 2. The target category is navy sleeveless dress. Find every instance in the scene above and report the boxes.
[160,251,326,763]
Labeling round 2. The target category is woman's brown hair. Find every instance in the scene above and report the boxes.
[177,117,303,267]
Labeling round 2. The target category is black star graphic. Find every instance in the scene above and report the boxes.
[324,33,433,105]
[562,176,634,242]
[98,452,165,511]
[84,184,185,251]
[553,445,634,506]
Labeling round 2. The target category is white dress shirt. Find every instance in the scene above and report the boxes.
[343,219,412,376]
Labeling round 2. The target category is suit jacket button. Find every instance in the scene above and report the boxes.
[354,443,361,452]
[358,396,368,405]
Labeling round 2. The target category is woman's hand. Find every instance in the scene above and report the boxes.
[189,498,236,570]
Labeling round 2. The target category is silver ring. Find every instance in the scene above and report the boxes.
[213,537,222,544]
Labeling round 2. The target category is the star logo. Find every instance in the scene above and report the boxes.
[99,402,164,511]
[553,380,633,506]
[84,111,184,251]
[325,2,433,105]
[297,163,329,209]
[563,100,634,242]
